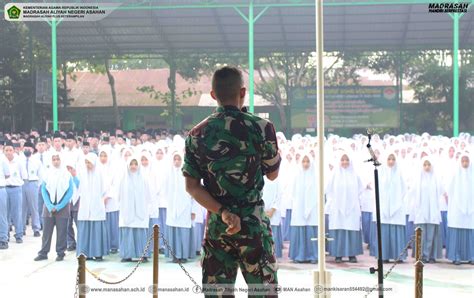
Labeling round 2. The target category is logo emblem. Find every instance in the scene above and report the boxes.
[7,5,21,19]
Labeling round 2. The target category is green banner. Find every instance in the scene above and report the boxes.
[290,86,399,128]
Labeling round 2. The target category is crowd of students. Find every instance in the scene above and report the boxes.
[0,129,472,266]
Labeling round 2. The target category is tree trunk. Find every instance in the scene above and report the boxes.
[168,60,177,130]
[276,101,287,135]
[105,58,120,129]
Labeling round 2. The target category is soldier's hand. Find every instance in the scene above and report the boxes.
[222,210,241,235]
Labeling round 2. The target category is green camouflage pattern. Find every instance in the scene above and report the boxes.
[182,105,281,297]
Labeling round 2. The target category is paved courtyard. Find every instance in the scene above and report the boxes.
[0,228,473,298]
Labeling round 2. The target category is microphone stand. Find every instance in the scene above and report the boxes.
[366,130,384,298]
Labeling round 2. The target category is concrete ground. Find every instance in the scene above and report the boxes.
[0,228,472,298]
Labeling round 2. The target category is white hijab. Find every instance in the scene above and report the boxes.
[166,151,191,220]
[411,156,443,224]
[293,151,318,220]
[326,151,363,217]
[118,156,150,227]
[379,151,406,221]
[77,153,106,221]
[447,153,473,216]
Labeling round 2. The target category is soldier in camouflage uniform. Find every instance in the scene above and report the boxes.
[183,66,281,298]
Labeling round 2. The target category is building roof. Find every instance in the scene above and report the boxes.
[22,0,474,59]
[67,68,408,108]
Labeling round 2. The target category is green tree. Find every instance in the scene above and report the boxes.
[253,51,368,134]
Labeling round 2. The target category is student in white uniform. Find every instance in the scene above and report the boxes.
[165,151,194,263]
[34,153,75,261]
[118,156,152,262]
[140,150,160,256]
[154,145,169,254]
[98,149,119,254]
[409,155,443,263]
[76,153,109,261]
[3,140,25,243]
[191,199,206,256]
[326,151,364,263]
[446,152,474,265]
[369,151,407,263]
[263,175,284,259]
[35,137,48,230]
[0,154,10,249]
[280,150,295,242]
[20,141,42,237]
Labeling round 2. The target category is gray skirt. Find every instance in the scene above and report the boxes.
[119,227,149,259]
[165,226,194,260]
[446,227,474,262]
[413,224,442,260]
[77,220,109,257]
[328,229,363,257]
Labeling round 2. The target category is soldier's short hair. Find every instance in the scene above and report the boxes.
[212,66,244,104]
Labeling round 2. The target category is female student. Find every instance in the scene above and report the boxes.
[369,152,407,263]
[76,153,109,261]
[263,175,283,259]
[118,156,152,262]
[446,152,474,265]
[165,151,194,263]
[409,156,443,263]
[289,152,318,263]
[326,151,364,263]
[34,153,75,261]
[154,145,168,254]
[98,149,119,254]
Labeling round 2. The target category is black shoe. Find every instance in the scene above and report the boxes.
[110,248,118,254]
[469,261,474,265]
[453,260,461,265]
[429,258,436,264]
[34,255,48,261]
[159,248,165,255]
[335,257,342,263]
[310,260,318,264]
[196,251,201,256]
[172,258,179,263]
[86,257,93,261]
[180,258,188,263]
[34,231,41,237]
[349,256,358,263]
[121,258,132,263]
[15,238,23,244]
[396,260,405,264]
[94,257,103,262]
[67,246,76,252]
[0,242,8,249]
[56,255,64,261]
[383,260,390,264]
[142,257,148,263]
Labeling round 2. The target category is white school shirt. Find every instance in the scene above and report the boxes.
[5,155,25,187]
[0,156,10,187]
[20,155,43,181]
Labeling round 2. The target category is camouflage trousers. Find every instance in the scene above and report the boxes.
[201,224,279,298]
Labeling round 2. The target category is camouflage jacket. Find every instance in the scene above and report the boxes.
[182,105,281,237]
